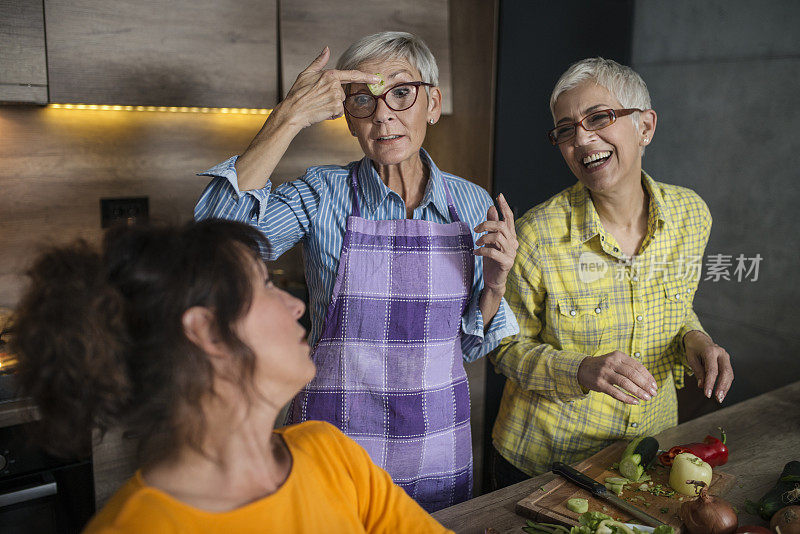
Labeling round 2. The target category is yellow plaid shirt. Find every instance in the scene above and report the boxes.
[490,172,711,476]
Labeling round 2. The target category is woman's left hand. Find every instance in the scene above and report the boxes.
[474,193,518,296]
[684,330,734,403]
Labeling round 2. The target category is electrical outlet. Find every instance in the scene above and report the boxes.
[100,197,149,228]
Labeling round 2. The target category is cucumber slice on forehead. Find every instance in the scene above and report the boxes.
[367,73,386,95]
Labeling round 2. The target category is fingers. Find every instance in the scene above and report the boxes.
[302,46,331,74]
[487,204,499,222]
[579,351,660,405]
[615,363,657,401]
[333,70,382,85]
[475,228,509,249]
[702,346,733,402]
[601,384,641,405]
[701,349,719,399]
[496,193,515,229]
[714,354,734,402]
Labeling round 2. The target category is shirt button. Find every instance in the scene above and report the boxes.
[613,247,619,252]
[601,235,605,241]
[231,193,239,202]
[595,308,602,314]
[675,293,682,300]
[636,314,643,322]
[634,352,641,358]
[570,309,577,316]
[632,276,639,282]
[630,422,639,428]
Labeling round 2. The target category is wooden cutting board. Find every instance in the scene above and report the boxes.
[516,441,736,533]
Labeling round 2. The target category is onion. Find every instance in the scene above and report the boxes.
[679,480,738,534]
[771,505,800,534]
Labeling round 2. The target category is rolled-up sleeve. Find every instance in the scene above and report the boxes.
[461,292,518,363]
[194,156,322,260]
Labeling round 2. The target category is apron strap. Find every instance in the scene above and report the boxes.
[349,162,362,218]
[441,179,462,223]
[350,158,464,223]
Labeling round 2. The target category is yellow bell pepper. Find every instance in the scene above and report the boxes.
[669,452,713,495]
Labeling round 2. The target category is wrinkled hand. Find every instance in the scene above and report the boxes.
[280,47,379,129]
[577,350,659,404]
[474,193,517,296]
[684,330,733,403]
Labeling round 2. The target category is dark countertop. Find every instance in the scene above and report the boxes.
[432,380,800,533]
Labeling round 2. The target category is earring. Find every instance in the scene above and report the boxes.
[428,119,435,125]
[643,137,649,144]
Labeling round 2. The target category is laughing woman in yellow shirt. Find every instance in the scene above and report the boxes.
[488,58,735,487]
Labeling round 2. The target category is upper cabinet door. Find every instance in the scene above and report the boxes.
[280,0,452,114]
[45,0,278,108]
[0,0,48,104]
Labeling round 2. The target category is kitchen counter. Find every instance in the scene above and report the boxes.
[432,380,800,533]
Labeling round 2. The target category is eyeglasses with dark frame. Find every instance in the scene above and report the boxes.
[343,81,434,119]
[548,108,645,145]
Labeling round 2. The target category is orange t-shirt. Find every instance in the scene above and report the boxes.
[83,421,453,533]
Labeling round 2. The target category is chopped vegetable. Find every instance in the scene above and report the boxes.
[659,428,729,467]
[566,498,589,513]
[619,436,660,481]
[669,452,712,495]
[604,481,624,495]
[367,73,386,95]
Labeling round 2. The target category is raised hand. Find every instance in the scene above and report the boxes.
[280,47,380,129]
[474,193,518,295]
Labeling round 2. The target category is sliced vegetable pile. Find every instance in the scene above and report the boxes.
[620,436,660,482]
[522,511,675,534]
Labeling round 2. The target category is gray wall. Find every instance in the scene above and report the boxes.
[631,0,800,406]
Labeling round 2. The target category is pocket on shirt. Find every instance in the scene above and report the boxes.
[555,295,609,355]
[661,279,688,335]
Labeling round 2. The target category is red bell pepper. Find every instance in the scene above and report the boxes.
[658,428,729,467]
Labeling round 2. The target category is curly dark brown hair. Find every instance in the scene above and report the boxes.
[13,219,269,460]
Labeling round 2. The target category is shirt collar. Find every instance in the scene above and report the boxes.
[569,170,671,245]
[357,148,450,219]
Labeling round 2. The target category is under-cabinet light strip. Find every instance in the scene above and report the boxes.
[48,103,271,114]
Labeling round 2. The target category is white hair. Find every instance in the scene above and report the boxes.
[337,31,439,87]
[550,57,651,119]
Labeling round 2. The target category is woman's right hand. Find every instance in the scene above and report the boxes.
[279,46,380,130]
[577,350,659,404]
[235,47,378,191]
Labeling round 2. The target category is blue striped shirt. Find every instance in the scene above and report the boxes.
[194,148,518,362]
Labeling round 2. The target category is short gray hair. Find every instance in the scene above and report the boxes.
[337,31,439,87]
[549,57,651,119]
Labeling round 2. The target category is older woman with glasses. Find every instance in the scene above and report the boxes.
[488,57,734,489]
[195,31,518,511]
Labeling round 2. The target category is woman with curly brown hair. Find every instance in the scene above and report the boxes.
[13,219,452,533]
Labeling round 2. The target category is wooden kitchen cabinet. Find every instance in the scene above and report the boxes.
[44,0,278,108]
[279,0,453,114]
[0,0,48,104]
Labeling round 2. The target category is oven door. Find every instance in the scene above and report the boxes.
[0,460,94,534]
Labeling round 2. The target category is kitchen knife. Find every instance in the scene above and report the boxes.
[552,462,666,528]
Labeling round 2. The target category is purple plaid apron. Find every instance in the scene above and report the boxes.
[288,162,474,512]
